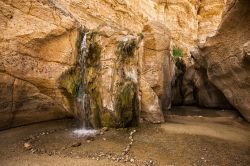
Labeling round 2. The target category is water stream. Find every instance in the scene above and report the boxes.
[77,32,88,127]
[73,31,98,136]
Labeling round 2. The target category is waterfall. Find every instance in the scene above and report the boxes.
[73,31,98,136]
[76,32,88,128]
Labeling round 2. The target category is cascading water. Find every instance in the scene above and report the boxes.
[76,31,88,127]
[73,31,98,136]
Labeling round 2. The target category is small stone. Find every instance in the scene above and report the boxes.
[130,158,135,163]
[71,141,82,147]
[86,136,95,141]
[101,127,109,132]
[31,148,36,154]
[100,131,104,135]
[87,140,91,143]
[102,137,106,141]
[40,148,46,153]
[75,156,81,159]
[24,142,32,150]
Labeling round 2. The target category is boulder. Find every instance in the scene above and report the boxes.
[201,0,250,121]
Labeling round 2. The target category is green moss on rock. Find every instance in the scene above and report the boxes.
[100,109,116,127]
[84,32,103,128]
[58,68,81,97]
[114,81,139,128]
[86,42,101,67]
[117,39,137,61]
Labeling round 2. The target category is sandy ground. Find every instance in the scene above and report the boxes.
[0,117,249,166]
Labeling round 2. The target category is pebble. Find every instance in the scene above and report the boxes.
[71,141,82,147]
[24,142,32,150]
[30,148,36,154]
[86,136,95,141]
[101,127,109,132]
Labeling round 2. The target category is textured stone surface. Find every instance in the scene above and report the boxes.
[82,31,141,128]
[157,0,226,66]
[0,0,78,129]
[140,22,174,123]
[0,0,232,129]
[201,0,250,121]
[198,0,226,44]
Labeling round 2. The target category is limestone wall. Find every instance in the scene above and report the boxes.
[0,0,228,129]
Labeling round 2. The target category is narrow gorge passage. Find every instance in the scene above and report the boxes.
[0,0,250,166]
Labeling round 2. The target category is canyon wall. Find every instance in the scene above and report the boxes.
[200,0,250,121]
[157,0,226,65]
[0,0,231,129]
[0,0,78,129]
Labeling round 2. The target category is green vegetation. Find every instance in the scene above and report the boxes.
[117,39,137,60]
[100,109,115,127]
[115,81,139,128]
[58,68,81,97]
[137,32,144,40]
[173,47,183,58]
[85,33,102,128]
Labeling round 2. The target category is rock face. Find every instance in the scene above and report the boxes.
[0,0,236,129]
[200,0,250,121]
[158,0,226,64]
[161,0,199,56]
[80,30,141,128]
[140,22,174,123]
[0,0,156,129]
[198,0,226,44]
[0,0,78,129]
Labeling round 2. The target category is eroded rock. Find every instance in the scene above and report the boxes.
[140,22,174,123]
[201,0,250,121]
[0,0,78,129]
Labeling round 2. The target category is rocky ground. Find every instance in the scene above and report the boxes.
[0,112,249,166]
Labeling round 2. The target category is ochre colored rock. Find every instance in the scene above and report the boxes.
[0,0,232,129]
[0,0,78,129]
[140,22,174,123]
[201,0,250,121]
